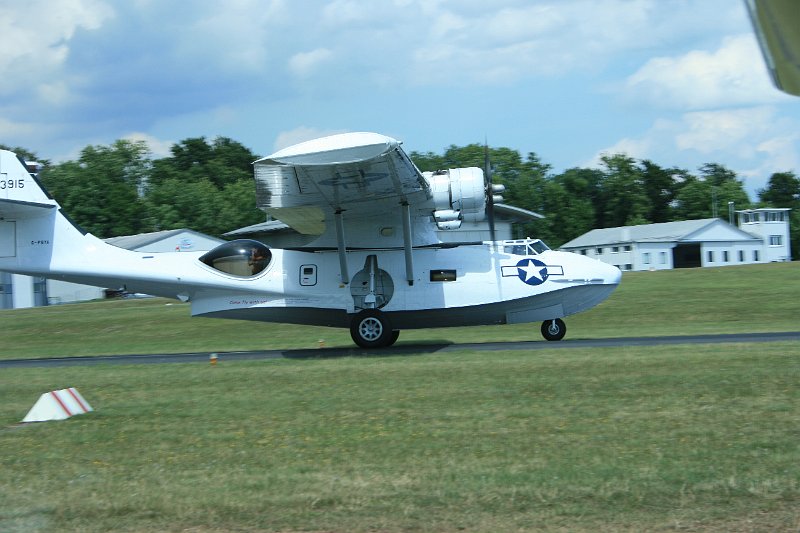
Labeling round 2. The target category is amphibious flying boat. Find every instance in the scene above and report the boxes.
[0,132,621,348]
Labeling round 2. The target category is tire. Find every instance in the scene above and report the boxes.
[386,330,400,347]
[350,309,394,348]
[541,318,566,341]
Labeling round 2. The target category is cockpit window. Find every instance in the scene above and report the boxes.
[528,240,550,254]
[502,239,550,256]
[199,239,272,277]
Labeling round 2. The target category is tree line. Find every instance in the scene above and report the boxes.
[2,138,798,259]
[412,144,799,259]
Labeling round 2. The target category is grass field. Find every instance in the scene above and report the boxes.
[0,262,798,531]
[0,262,798,359]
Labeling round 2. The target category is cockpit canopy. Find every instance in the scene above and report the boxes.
[199,239,272,277]
[501,239,550,256]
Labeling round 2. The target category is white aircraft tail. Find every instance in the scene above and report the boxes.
[0,149,236,300]
[0,149,100,278]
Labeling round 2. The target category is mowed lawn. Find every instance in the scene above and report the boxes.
[1,343,798,532]
[0,262,798,531]
[0,262,798,359]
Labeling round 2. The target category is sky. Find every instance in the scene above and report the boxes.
[1,0,798,200]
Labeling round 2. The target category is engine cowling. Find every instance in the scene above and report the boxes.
[426,167,488,229]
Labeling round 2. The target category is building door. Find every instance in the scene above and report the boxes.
[673,244,701,268]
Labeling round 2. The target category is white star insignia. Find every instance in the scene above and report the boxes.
[518,260,545,283]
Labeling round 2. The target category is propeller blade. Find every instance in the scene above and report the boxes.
[484,142,496,244]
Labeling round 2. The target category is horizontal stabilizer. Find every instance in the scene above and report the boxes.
[0,198,56,219]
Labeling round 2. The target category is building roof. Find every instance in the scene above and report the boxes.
[561,218,761,249]
[105,229,222,250]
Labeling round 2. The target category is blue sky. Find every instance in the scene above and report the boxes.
[1,0,798,199]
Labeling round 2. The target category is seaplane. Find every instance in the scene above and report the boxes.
[0,132,621,348]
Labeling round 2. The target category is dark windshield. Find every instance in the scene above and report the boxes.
[199,240,272,277]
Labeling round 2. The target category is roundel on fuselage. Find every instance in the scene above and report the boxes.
[516,258,548,286]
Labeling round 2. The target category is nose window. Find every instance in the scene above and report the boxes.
[199,240,272,277]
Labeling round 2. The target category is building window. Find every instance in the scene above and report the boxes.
[707,250,714,263]
[754,250,760,261]
[722,251,729,262]
[642,252,651,265]
[596,247,603,255]
[769,235,783,246]
[623,245,631,252]
[738,250,744,262]
[580,249,587,255]
[659,252,667,264]
[611,246,619,253]
[624,264,632,270]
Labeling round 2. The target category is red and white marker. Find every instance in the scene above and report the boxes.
[22,388,94,423]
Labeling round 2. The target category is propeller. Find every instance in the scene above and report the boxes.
[483,141,505,245]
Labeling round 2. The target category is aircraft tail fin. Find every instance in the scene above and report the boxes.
[0,149,88,276]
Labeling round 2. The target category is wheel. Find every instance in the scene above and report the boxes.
[541,318,566,341]
[350,309,394,348]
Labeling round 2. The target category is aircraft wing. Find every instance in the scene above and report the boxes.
[747,0,800,96]
[253,132,431,235]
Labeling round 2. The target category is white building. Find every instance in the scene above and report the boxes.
[736,208,792,262]
[560,208,792,272]
[1,229,224,309]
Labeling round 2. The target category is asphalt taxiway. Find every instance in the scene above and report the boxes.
[1,331,798,368]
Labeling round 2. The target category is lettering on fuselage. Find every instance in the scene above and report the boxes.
[0,178,25,190]
[229,298,272,306]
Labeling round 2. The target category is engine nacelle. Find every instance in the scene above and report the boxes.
[426,167,487,229]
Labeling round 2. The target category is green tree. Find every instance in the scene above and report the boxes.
[539,168,597,247]
[143,178,220,234]
[759,171,800,207]
[39,140,150,237]
[640,160,679,223]
[408,150,445,172]
[144,137,263,235]
[674,164,750,220]
[600,154,650,227]
[674,174,712,220]
[699,163,751,218]
[148,137,258,189]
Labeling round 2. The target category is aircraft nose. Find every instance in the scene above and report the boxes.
[604,262,622,285]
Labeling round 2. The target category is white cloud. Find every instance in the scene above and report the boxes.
[0,0,114,97]
[624,34,790,109]
[587,106,800,196]
[288,48,334,78]
[179,0,287,73]
[122,132,174,159]
[675,107,777,155]
[0,116,39,144]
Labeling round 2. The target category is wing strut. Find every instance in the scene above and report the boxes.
[334,210,349,284]
[401,203,414,286]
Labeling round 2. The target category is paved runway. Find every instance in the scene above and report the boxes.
[1,331,798,368]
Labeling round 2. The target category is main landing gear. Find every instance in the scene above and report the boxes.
[350,309,400,349]
[541,318,566,341]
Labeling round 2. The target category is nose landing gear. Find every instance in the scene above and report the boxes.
[541,318,566,341]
